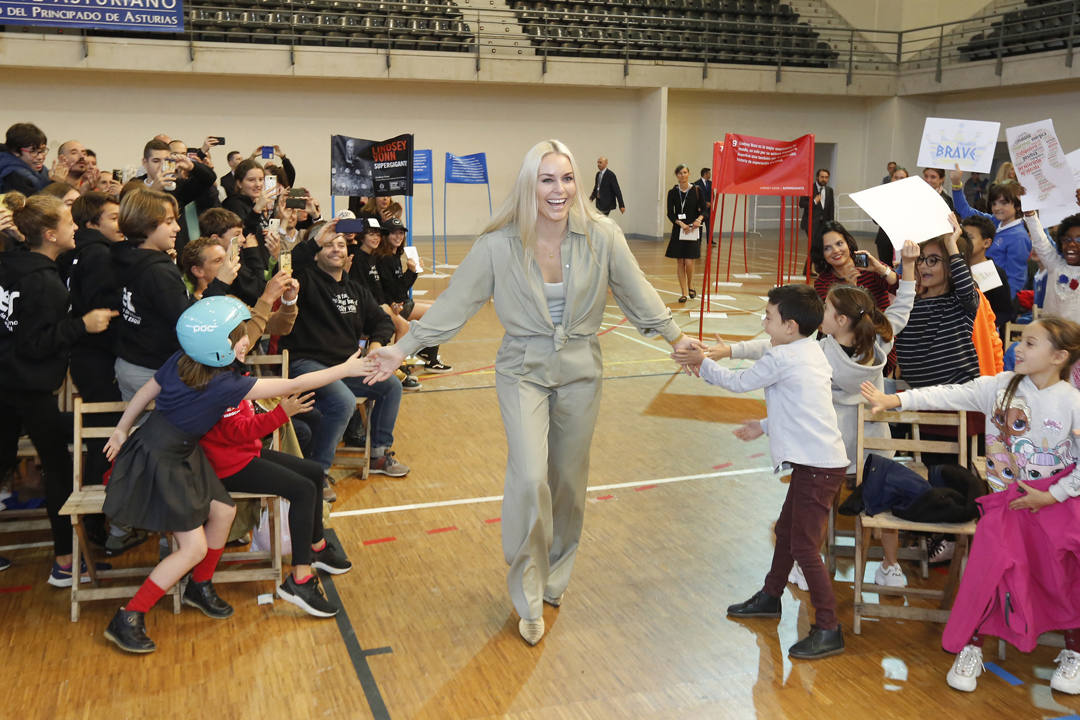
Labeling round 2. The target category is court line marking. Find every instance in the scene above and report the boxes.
[611,331,673,353]
[329,465,774,519]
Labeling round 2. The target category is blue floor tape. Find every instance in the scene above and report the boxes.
[984,661,1023,686]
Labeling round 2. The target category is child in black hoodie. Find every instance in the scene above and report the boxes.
[0,194,117,585]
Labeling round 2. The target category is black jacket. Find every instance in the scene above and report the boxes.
[65,228,122,356]
[171,162,217,256]
[0,248,87,392]
[799,184,835,231]
[378,253,417,304]
[589,168,624,212]
[281,239,394,367]
[348,247,386,305]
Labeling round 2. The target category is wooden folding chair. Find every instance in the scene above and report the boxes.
[852,405,979,634]
[1004,306,1040,345]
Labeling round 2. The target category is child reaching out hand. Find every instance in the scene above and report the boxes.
[673,284,849,660]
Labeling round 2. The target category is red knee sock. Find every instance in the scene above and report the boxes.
[191,547,225,583]
[1065,629,1080,652]
[125,579,165,614]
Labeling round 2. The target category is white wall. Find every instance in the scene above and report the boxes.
[824,0,995,30]
[931,81,1080,150]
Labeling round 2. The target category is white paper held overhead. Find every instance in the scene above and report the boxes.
[1006,119,1076,211]
[849,176,953,251]
[916,117,1000,174]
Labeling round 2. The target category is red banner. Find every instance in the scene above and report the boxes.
[715,133,814,196]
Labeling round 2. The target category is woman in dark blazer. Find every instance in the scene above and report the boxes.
[664,164,705,302]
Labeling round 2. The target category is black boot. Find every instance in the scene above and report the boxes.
[788,624,844,659]
[105,608,156,653]
[726,590,781,618]
[182,578,234,619]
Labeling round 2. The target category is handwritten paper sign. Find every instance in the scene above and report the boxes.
[1006,119,1076,211]
[970,260,1003,293]
[850,176,953,252]
[1036,147,1080,228]
[917,118,1000,174]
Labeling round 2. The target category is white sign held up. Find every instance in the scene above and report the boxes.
[916,117,1000,174]
[849,176,954,252]
[1006,119,1076,211]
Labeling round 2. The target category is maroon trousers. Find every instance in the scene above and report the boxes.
[762,463,845,630]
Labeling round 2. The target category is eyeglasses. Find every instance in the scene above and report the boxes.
[915,255,943,267]
[20,146,47,158]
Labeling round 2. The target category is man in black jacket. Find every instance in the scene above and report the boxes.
[282,222,410,478]
[589,156,625,216]
[799,168,835,273]
[141,139,216,256]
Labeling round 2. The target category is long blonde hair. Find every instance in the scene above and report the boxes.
[482,139,606,253]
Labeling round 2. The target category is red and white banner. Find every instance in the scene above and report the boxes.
[714,133,814,196]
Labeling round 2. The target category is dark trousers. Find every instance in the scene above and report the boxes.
[219,449,324,565]
[0,390,73,556]
[70,347,121,486]
[763,463,845,630]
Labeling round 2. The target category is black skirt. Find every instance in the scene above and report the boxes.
[103,411,233,533]
[665,225,701,259]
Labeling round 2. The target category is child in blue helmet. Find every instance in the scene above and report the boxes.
[101,295,370,654]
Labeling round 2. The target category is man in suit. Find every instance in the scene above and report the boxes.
[799,168,835,273]
[589,157,625,215]
[693,168,713,244]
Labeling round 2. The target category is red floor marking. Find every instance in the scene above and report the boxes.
[934,566,949,575]
[426,526,458,535]
[634,484,657,492]
[596,494,615,500]
[597,317,630,337]
[0,585,31,594]
[713,462,733,469]
[362,537,397,546]
[484,517,501,524]
[749,453,765,459]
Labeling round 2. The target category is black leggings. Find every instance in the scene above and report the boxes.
[219,449,324,565]
[0,391,73,556]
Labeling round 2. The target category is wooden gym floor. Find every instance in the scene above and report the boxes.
[2,233,1078,719]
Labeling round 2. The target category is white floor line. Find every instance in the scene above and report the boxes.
[329,465,774,519]
[611,330,672,353]
[0,541,52,551]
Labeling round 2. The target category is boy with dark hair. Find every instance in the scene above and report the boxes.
[673,283,849,659]
[960,215,1014,333]
[197,207,266,305]
[0,122,50,195]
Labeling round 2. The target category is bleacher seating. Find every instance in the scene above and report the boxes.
[960,0,1077,62]
[509,0,837,68]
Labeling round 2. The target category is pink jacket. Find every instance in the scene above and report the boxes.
[942,466,1080,653]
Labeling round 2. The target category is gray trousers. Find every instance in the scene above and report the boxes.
[495,335,602,621]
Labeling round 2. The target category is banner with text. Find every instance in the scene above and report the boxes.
[1006,118,1074,211]
[413,149,433,185]
[0,0,183,32]
[715,133,814,196]
[445,152,489,184]
[916,117,1000,174]
[330,133,414,197]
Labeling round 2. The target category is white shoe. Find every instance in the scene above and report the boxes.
[518,617,544,645]
[788,562,809,591]
[543,593,563,607]
[946,644,984,692]
[1051,649,1080,694]
[874,562,909,588]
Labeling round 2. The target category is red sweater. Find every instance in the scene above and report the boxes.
[199,401,289,478]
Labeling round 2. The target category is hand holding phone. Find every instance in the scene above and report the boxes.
[853,252,869,268]
[261,146,274,159]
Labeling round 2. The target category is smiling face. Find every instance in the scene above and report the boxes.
[675,166,690,186]
[17,143,47,172]
[990,196,1017,223]
[922,168,944,191]
[361,229,381,253]
[143,202,180,252]
[90,201,122,243]
[387,229,406,249]
[891,169,908,182]
[916,239,947,296]
[536,153,575,225]
[1014,322,1068,377]
[822,230,852,270]
[316,234,348,274]
[820,297,846,337]
[239,167,264,200]
[53,206,77,252]
[1060,225,1080,266]
[762,302,797,345]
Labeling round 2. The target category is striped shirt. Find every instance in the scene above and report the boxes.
[894,254,980,388]
[813,267,893,311]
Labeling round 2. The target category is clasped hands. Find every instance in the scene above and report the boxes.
[670,334,731,376]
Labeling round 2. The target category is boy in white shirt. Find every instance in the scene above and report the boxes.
[674,284,849,659]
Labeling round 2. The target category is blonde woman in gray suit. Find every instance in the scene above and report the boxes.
[362,139,697,645]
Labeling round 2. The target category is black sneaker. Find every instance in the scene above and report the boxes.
[401,375,422,391]
[788,624,844,659]
[312,539,352,575]
[0,556,9,572]
[182,578,234,619]
[104,526,150,558]
[104,607,156,653]
[726,590,782,618]
[277,574,338,618]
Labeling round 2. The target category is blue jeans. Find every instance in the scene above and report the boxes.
[290,358,402,472]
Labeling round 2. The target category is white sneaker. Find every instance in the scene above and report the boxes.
[946,644,984,692]
[518,617,544,645]
[787,562,809,591]
[1051,649,1080,694]
[874,562,908,588]
[930,539,955,564]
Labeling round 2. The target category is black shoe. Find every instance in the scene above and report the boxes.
[678,295,688,303]
[788,624,844,659]
[182,578,234,619]
[726,590,781,618]
[277,574,338,618]
[104,526,150,558]
[688,288,697,299]
[0,555,9,572]
[104,607,156,653]
[312,539,352,575]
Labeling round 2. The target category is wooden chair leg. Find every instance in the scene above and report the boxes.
[362,399,372,480]
[919,535,929,579]
[853,516,870,635]
[271,496,283,587]
[74,521,99,586]
[941,535,969,609]
[70,522,81,623]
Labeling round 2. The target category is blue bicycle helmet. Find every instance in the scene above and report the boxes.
[176,296,251,367]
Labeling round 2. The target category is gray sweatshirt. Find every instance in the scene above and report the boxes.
[900,373,1080,500]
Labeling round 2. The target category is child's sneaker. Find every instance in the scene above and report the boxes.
[312,539,352,575]
[1051,649,1080,694]
[0,556,10,572]
[946,644,984,692]
[874,562,908,587]
[370,451,410,477]
[277,574,338,618]
[48,559,112,588]
[788,562,809,591]
[930,539,955,564]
